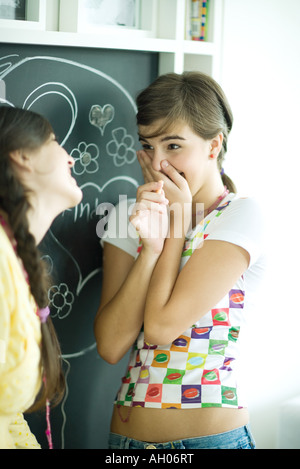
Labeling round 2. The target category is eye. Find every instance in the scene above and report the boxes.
[141,143,154,151]
[168,143,180,150]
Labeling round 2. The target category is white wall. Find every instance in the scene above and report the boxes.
[220,0,300,449]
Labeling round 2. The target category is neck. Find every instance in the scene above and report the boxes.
[26,195,58,245]
[0,198,56,246]
[27,210,51,245]
[192,177,227,228]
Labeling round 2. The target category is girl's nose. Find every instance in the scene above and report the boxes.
[151,149,164,172]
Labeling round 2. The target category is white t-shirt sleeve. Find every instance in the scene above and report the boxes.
[206,197,264,267]
[100,197,139,259]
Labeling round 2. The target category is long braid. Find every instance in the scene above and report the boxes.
[0,106,65,411]
[0,154,49,307]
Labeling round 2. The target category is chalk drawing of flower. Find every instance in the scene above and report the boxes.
[71,142,99,175]
[106,127,136,167]
[48,283,74,320]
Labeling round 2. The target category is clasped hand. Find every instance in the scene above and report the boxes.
[129,151,192,255]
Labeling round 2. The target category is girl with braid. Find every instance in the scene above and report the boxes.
[95,72,265,449]
[0,106,82,449]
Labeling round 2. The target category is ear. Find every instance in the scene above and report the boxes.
[9,150,33,172]
[209,133,224,158]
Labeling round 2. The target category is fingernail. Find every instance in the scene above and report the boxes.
[161,160,169,168]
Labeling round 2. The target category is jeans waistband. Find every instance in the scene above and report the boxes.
[108,424,256,450]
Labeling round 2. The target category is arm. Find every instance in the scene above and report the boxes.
[94,242,160,364]
[136,160,250,345]
[94,181,168,364]
[144,236,249,345]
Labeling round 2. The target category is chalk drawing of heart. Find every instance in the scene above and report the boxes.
[89,104,115,136]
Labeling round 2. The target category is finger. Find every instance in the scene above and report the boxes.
[133,199,167,214]
[156,180,164,194]
[137,150,152,175]
[134,190,168,214]
[136,192,169,207]
[137,150,162,183]
[136,181,163,198]
[130,209,151,232]
[137,151,153,183]
[137,149,152,166]
[136,182,168,204]
[160,160,187,189]
[129,214,141,232]
[138,152,181,189]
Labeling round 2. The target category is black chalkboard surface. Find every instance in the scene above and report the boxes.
[0,43,158,449]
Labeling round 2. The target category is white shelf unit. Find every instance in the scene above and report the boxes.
[0,0,47,30]
[0,0,223,79]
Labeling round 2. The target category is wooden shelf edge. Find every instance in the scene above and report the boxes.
[0,29,216,57]
[0,29,179,53]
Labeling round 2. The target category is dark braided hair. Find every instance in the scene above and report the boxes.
[0,106,65,411]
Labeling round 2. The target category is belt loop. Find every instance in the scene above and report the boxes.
[124,436,131,449]
[245,424,256,448]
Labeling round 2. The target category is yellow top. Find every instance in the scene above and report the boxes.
[0,225,41,449]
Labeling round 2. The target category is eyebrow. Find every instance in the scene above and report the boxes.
[138,134,186,142]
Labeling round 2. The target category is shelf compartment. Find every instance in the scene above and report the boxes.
[0,0,46,30]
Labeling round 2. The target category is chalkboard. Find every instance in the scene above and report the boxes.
[0,43,158,449]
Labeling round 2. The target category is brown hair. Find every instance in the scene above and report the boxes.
[136,72,236,193]
[0,106,65,411]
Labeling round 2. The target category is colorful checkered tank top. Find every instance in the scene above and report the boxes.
[115,193,247,409]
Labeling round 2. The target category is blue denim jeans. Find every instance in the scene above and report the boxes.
[108,425,256,449]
